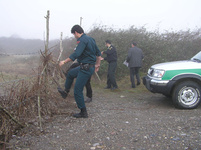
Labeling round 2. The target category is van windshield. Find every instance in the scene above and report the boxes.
[191,51,201,62]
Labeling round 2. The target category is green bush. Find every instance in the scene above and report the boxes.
[60,26,201,79]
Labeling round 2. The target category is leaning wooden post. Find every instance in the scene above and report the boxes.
[58,32,64,62]
[38,64,47,131]
[0,105,25,128]
[53,32,63,78]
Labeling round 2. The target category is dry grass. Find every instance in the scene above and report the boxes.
[0,52,65,149]
[0,55,40,78]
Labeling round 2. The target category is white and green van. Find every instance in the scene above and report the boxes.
[143,51,201,109]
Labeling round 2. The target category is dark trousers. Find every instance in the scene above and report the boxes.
[107,61,118,88]
[65,66,94,109]
[68,63,92,98]
[130,67,140,88]
[85,77,92,98]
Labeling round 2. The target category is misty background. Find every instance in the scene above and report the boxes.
[0,0,201,77]
[0,0,201,40]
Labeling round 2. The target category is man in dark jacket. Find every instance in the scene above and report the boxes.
[101,40,118,90]
[126,42,144,88]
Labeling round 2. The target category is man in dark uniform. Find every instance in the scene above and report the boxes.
[58,25,101,118]
[67,61,93,103]
[101,40,118,90]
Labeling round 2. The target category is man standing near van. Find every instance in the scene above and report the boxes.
[126,42,144,88]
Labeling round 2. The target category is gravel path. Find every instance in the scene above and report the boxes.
[9,85,201,150]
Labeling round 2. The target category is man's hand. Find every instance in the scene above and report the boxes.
[95,65,100,72]
[101,51,104,55]
[59,60,65,67]
[95,56,102,72]
[59,58,72,67]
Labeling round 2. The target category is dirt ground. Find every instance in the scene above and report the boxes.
[8,84,201,150]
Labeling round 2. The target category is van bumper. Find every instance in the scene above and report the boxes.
[143,76,175,95]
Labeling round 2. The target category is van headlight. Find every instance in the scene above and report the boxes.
[152,69,165,78]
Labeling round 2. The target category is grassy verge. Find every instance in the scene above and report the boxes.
[0,55,40,82]
[91,72,149,95]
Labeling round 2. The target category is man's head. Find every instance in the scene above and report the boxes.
[132,42,137,47]
[71,25,84,39]
[105,40,111,47]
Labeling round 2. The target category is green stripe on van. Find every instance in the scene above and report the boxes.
[162,69,201,80]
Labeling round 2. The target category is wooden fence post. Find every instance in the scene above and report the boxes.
[80,17,83,27]
[45,10,50,57]
[44,10,50,93]
[38,10,50,131]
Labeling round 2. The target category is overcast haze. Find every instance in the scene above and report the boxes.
[1,0,201,40]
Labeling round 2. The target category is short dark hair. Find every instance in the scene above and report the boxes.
[132,42,137,46]
[71,25,84,34]
[105,40,111,44]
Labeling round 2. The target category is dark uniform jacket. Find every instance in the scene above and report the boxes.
[69,33,101,64]
[126,46,144,68]
[103,45,117,63]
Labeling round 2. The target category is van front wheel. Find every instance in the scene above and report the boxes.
[172,81,201,109]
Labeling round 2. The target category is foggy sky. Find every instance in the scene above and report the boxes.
[1,0,201,40]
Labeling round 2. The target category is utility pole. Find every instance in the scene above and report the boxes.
[80,17,83,26]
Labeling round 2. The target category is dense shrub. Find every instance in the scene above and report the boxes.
[61,26,201,79]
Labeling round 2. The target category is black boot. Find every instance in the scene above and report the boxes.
[57,87,69,99]
[73,107,88,118]
[85,97,92,103]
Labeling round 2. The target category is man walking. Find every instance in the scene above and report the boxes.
[58,25,101,118]
[101,40,118,90]
[126,42,144,88]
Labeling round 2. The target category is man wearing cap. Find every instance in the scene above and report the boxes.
[101,40,118,90]
[58,25,101,118]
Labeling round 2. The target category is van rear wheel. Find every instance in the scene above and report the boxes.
[172,81,201,109]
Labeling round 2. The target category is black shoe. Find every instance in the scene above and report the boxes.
[57,87,68,99]
[85,97,92,103]
[131,86,136,88]
[104,86,111,89]
[111,87,118,90]
[73,108,88,118]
